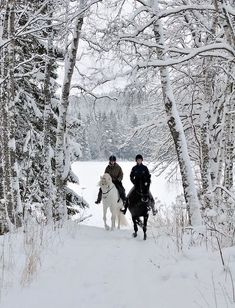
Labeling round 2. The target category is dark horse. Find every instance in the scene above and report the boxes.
[126,175,151,240]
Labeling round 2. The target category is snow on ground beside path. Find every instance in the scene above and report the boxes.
[1,223,235,308]
[1,161,235,308]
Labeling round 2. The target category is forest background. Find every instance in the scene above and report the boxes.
[0,0,234,237]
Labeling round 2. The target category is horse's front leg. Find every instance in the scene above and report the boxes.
[143,214,149,240]
[117,212,121,230]
[117,205,121,229]
[132,216,138,237]
[103,205,109,230]
[111,210,116,231]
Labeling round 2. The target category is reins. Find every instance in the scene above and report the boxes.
[134,181,150,204]
[102,184,115,196]
[134,185,149,197]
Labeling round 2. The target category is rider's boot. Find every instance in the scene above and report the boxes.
[120,198,128,214]
[152,208,158,216]
[149,195,157,215]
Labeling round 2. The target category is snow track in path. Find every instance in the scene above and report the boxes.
[2,223,234,308]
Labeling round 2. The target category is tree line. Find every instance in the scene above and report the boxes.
[0,0,234,235]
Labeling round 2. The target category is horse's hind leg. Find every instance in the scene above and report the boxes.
[136,218,143,228]
[143,214,149,240]
[132,216,138,237]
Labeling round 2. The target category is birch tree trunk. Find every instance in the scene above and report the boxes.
[0,135,9,234]
[54,0,84,221]
[0,1,16,231]
[215,0,235,217]
[200,65,216,210]
[8,0,22,226]
[0,5,7,234]
[42,6,54,222]
[152,0,202,226]
[223,82,235,191]
[223,86,235,224]
[220,0,235,192]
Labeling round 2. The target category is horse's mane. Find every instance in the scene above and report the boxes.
[98,173,112,187]
[134,174,150,195]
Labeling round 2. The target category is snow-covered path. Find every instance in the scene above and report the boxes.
[1,161,235,308]
[2,223,234,308]
[2,225,162,308]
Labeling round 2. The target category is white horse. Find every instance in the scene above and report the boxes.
[98,173,128,230]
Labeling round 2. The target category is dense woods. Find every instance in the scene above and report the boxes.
[0,0,234,236]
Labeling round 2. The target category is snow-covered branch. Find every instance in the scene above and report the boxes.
[70,84,117,101]
[137,43,235,68]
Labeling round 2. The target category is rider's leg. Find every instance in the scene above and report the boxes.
[114,181,126,203]
[120,187,133,214]
[119,182,126,202]
[95,188,102,204]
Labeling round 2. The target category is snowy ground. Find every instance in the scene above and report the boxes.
[1,161,235,308]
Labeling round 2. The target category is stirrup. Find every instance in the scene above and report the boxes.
[120,208,126,214]
[152,209,157,216]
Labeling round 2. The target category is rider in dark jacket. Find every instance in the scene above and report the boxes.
[121,154,157,215]
[130,157,151,185]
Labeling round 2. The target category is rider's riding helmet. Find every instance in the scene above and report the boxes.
[109,155,116,162]
[135,154,143,161]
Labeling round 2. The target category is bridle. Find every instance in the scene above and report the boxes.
[134,178,150,199]
[101,184,114,198]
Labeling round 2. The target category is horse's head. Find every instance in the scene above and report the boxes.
[134,174,150,196]
[98,173,112,188]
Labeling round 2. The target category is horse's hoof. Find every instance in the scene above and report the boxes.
[105,226,110,231]
[132,232,137,238]
[143,234,147,240]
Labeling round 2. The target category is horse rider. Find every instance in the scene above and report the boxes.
[121,154,157,215]
[95,155,126,205]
